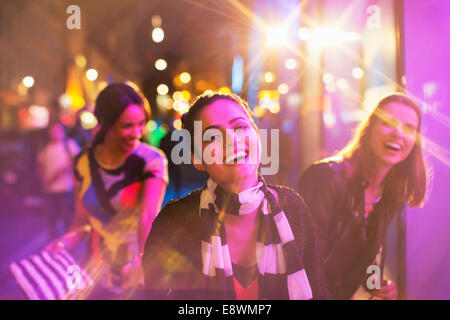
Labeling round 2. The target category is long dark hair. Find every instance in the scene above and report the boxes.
[338,93,427,207]
[92,83,150,146]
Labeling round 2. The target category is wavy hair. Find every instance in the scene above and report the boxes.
[338,93,427,207]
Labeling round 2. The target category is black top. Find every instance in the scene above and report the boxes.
[298,157,404,299]
[143,185,329,299]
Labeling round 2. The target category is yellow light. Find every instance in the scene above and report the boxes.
[264,72,275,84]
[22,76,35,88]
[352,67,364,79]
[156,94,173,109]
[173,100,189,114]
[253,106,267,118]
[266,26,289,47]
[17,83,28,96]
[181,90,191,101]
[179,72,191,84]
[75,55,87,68]
[157,84,169,95]
[172,91,183,101]
[80,111,98,130]
[270,104,281,114]
[278,83,289,94]
[155,59,167,71]
[97,81,108,91]
[151,15,162,28]
[173,119,182,130]
[195,80,209,92]
[218,87,231,94]
[285,58,298,70]
[70,95,86,109]
[152,27,164,43]
[86,69,98,81]
[258,90,279,100]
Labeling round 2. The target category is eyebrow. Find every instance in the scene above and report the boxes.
[203,117,247,134]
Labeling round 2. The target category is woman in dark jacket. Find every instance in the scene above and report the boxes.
[143,92,327,300]
[298,93,428,300]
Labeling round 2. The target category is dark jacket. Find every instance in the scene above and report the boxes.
[298,157,404,299]
[143,185,328,299]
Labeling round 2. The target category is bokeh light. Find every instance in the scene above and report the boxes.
[352,67,364,79]
[80,111,98,129]
[152,27,164,43]
[264,72,275,83]
[157,84,169,95]
[86,69,98,81]
[22,76,34,88]
[179,72,191,84]
[155,59,167,71]
[151,15,162,28]
[284,58,298,70]
[75,55,87,68]
[278,83,289,94]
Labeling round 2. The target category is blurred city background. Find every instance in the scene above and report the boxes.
[0,0,448,299]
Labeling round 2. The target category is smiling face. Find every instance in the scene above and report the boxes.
[105,104,147,153]
[192,99,260,192]
[370,102,419,168]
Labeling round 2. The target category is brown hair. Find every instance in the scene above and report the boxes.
[338,93,427,207]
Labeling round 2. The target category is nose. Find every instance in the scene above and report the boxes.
[132,126,143,139]
[224,129,245,154]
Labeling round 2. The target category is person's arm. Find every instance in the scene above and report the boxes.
[138,177,166,258]
[298,164,337,263]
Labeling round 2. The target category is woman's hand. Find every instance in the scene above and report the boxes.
[121,256,144,288]
[371,280,398,300]
[45,238,68,257]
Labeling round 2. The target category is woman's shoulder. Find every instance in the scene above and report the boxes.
[155,188,203,223]
[269,184,308,215]
[135,143,167,162]
[307,155,346,175]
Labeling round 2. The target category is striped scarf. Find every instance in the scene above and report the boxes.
[199,176,313,300]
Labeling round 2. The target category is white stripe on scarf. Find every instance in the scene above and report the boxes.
[200,178,313,300]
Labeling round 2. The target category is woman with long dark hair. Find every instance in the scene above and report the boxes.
[47,83,168,298]
[298,93,427,299]
[143,92,327,300]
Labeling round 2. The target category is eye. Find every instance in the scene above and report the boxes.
[234,125,248,133]
[403,124,417,136]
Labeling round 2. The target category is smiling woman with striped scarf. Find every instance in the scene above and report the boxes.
[143,92,328,300]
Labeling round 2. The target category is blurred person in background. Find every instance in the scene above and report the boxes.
[36,121,80,238]
[298,93,428,300]
[46,83,168,299]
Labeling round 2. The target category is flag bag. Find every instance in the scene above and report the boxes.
[9,247,94,300]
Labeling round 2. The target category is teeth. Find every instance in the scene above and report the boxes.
[385,142,401,151]
[225,150,247,164]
